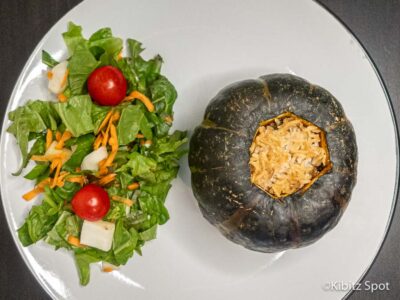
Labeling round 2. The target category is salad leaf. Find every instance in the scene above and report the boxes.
[112,220,138,265]
[62,22,87,56]
[91,104,110,133]
[74,252,101,286]
[63,134,95,171]
[53,181,82,203]
[27,101,60,130]
[10,23,188,286]
[24,163,49,180]
[17,198,60,246]
[150,76,177,115]
[118,152,157,182]
[42,50,59,68]
[45,211,72,249]
[89,27,122,60]
[117,105,143,145]
[151,130,188,158]
[127,39,162,84]
[139,224,157,241]
[67,43,100,95]
[7,101,54,175]
[53,95,95,137]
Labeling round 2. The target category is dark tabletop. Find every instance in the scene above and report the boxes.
[0,0,399,299]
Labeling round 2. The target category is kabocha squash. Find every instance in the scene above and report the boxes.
[189,74,357,252]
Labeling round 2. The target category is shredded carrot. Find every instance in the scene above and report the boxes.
[61,69,69,88]
[93,133,103,150]
[75,167,81,172]
[56,131,62,141]
[140,139,152,147]
[136,133,144,139]
[99,123,119,174]
[111,111,120,122]
[102,266,114,273]
[67,236,83,248]
[101,127,111,147]
[47,71,53,80]
[55,131,72,150]
[117,51,123,61]
[66,175,87,186]
[46,129,53,150]
[31,153,65,162]
[22,186,44,201]
[98,173,117,186]
[124,91,155,112]
[50,158,59,172]
[111,195,135,207]
[55,171,70,186]
[37,178,52,188]
[57,93,67,103]
[51,160,62,188]
[97,110,113,134]
[127,182,140,191]
[164,115,173,124]
[22,178,52,201]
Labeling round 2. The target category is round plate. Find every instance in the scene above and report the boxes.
[0,0,398,299]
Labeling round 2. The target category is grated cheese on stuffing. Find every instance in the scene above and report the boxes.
[249,113,331,198]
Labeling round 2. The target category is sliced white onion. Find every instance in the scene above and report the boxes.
[80,146,108,171]
[48,61,68,94]
[45,141,72,164]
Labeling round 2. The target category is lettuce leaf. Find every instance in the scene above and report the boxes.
[67,43,100,95]
[62,22,87,56]
[53,95,95,136]
[7,100,58,175]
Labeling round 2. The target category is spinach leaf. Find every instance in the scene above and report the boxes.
[53,95,95,137]
[17,199,60,246]
[63,134,95,171]
[118,152,157,182]
[138,224,157,241]
[112,220,138,265]
[45,211,72,249]
[42,50,59,68]
[74,252,101,286]
[24,163,49,180]
[150,75,177,115]
[117,105,143,145]
[151,130,187,158]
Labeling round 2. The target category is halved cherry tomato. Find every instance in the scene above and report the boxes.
[87,66,127,106]
[71,184,110,221]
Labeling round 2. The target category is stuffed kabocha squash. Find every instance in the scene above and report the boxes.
[189,74,357,252]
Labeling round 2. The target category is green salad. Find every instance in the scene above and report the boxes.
[7,22,187,285]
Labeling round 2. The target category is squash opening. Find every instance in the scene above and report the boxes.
[249,112,332,199]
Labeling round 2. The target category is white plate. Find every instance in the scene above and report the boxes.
[0,0,397,299]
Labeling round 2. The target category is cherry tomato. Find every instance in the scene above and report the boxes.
[71,184,110,221]
[87,66,127,106]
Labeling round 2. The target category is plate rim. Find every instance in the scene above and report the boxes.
[312,1,400,298]
[0,1,398,299]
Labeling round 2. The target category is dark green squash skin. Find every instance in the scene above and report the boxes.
[189,74,358,252]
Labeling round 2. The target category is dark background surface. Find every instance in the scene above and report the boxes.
[0,0,399,299]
